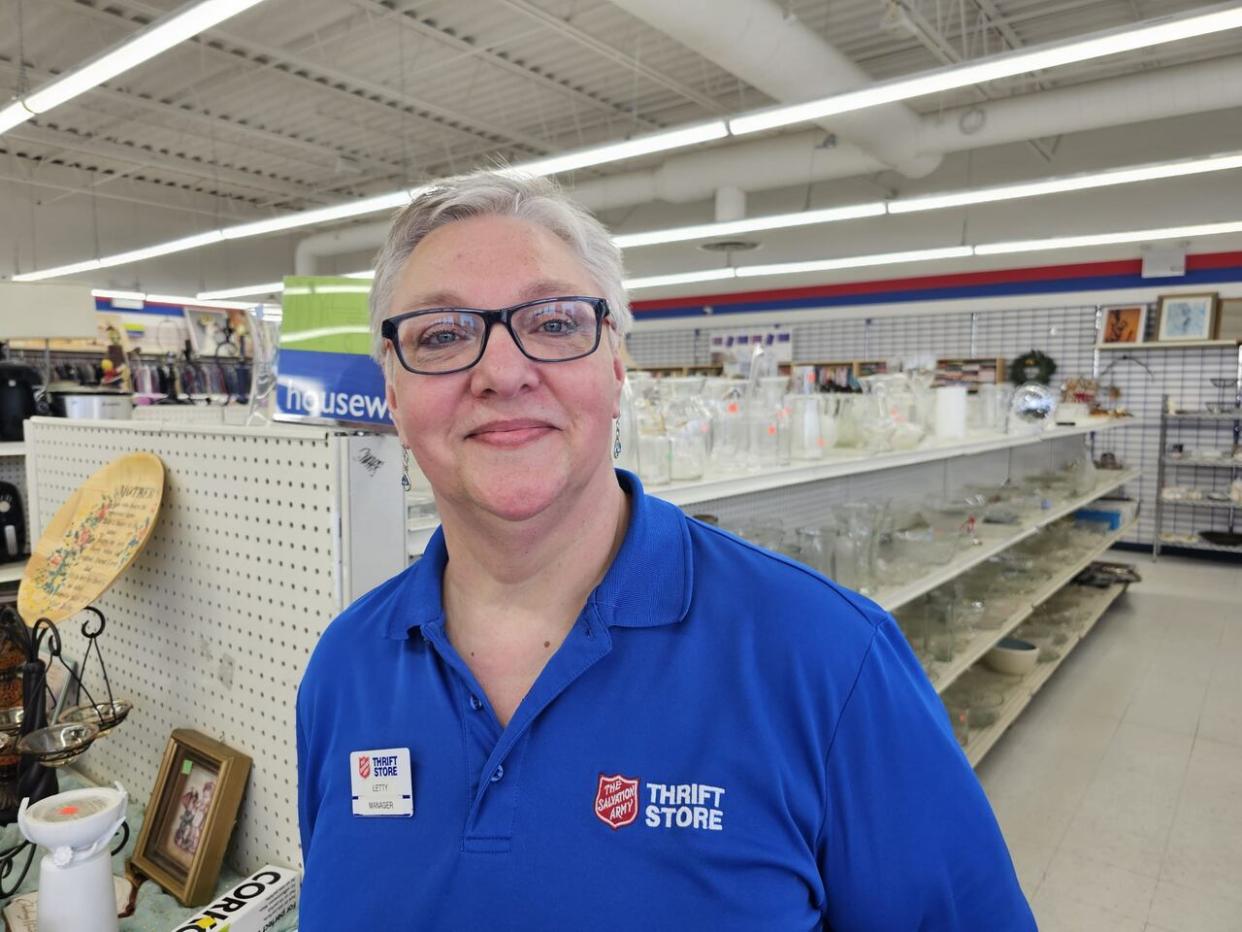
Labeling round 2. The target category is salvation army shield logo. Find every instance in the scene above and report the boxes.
[358,755,371,779]
[594,773,640,830]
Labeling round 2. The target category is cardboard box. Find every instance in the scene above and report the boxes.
[168,865,298,932]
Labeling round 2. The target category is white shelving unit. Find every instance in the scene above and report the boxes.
[932,516,1137,697]
[407,419,1136,558]
[1154,397,1240,557]
[965,577,1130,767]
[1097,340,1240,351]
[875,469,1138,612]
[0,443,25,457]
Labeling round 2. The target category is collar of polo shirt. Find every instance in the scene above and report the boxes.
[384,469,693,639]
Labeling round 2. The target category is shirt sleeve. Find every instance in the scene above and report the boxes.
[818,613,1036,931]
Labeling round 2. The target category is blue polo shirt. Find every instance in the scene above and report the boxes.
[296,471,1034,930]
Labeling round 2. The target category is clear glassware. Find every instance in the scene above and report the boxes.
[704,377,748,473]
[632,375,671,486]
[818,394,841,450]
[750,375,791,469]
[615,377,640,474]
[789,394,825,461]
[662,377,713,480]
[796,524,835,576]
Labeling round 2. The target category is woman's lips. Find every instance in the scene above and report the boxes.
[467,420,556,448]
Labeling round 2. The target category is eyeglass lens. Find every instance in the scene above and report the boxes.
[395,299,600,372]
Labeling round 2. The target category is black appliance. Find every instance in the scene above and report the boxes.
[0,362,41,442]
[0,482,24,563]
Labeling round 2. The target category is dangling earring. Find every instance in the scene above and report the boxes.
[401,446,412,491]
[613,421,622,460]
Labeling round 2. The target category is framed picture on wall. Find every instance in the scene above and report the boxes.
[128,729,251,906]
[1098,305,1147,345]
[1156,293,1218,342]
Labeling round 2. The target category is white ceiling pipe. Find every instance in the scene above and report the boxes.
[913,53,1242,156]
[293,220,392,275]
[609,0,940,179]
[292,54,1242,267]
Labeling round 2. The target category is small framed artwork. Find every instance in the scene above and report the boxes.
[128,729,251,906]
[1156,293,1218,342]
[1217,298,1242,342]
[1098,305,1148,345]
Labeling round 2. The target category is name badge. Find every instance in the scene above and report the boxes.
[350,747,414,817]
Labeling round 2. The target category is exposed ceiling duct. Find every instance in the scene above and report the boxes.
[607,0,941,179]
[295,53,1242,273]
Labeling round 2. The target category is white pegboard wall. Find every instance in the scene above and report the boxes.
[24,418,344,874]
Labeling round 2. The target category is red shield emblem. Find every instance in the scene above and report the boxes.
[594,773,640,830]
[358,755,371,779]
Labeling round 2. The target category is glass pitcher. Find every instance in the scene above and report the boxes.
[662,377,713,481]
[750,375,791,469]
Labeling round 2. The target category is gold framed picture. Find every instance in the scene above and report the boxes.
[1098,305,1148,345]
[128,729,251,906]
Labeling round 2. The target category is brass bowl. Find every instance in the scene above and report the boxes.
[17,722,100,768]
[58,700,132,735]
[0,706,23,736]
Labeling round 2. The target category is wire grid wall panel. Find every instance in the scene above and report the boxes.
[24,420,342,873]
[1103,344,1241,544]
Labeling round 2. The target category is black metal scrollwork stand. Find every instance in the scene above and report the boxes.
[0,605,126,897]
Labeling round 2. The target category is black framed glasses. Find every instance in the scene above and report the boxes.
[382,295,610,375]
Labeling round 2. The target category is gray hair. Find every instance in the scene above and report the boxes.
[368,170,631,365]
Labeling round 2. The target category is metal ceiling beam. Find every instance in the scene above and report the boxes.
[889,0,1056,160]
[496,0,729,115]
[0,53,402,181]
[0,162,248,220]
[7,123,318,202]
[355,0,664,131]
[73,0,555,156]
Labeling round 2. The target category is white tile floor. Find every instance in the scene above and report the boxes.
[976,554,1242,932]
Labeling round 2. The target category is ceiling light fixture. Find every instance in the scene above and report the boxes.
[974,219,1242,255]
[0,0,271,137]
[14,4,1242,282]
[889,152,1242,213]
[728,3,1242,136]
[613,202,887,248]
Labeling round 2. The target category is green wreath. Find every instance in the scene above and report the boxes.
[1009,349,1057,386]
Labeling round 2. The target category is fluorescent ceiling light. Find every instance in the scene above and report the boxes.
[614,202,887,248]
[197,282,284,300]
[91,289,146,301]
[890,152,1242,213]
[735,246,974,279]
[729,4,1242,136]
[146,293,254,309]
[343,269,376,280]
[1,0,270,138]
[16,6,1242,283]
[975,219,1242,254]
[622,269,739,290]
[511,122,730,178]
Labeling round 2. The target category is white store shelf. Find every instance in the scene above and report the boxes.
[932,516,1137,695]
[1162,457,1241,469]
[1159,495,1238,510]
[0,443,25,457]
[965,580,1128,767]
[1098,340,1240,350]
[1167,410,1242,421]
[0,559,27,584]
[651,419,1133,508]
[876,469,1140,613]
[1158,533,1242,553]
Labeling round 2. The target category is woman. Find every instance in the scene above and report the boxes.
[296,171,1034,930]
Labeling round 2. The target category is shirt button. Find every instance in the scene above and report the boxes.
[468,695,482,711]
[490,765,505,783]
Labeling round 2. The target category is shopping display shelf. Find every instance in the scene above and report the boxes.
[405,421,1136,557]
[1159,495,1238,510]
[933,517,1137,696]
[1158,534,1242,553]
[0,559,27,584]
[0,442,25,457]
[653,418,1133,509]
[1097,340,1240,350]
[876,468,1140,613]
[1161,457,1241,469]
[965,580,1128,768]
[1167,410,1242,421]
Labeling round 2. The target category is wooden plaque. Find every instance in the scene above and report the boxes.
[19,452,165,624]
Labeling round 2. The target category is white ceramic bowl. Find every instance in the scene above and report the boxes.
[983,637,1038,676]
